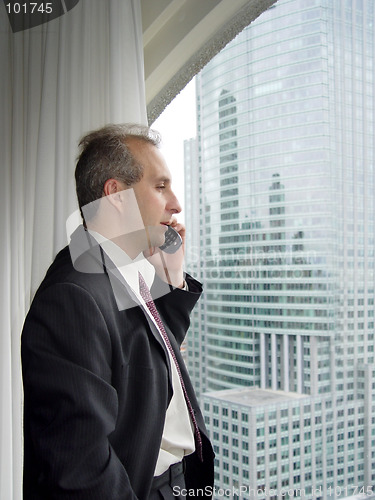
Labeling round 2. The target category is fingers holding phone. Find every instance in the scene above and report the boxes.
[144,220,186,288]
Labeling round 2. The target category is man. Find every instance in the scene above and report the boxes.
[21,124,214,499]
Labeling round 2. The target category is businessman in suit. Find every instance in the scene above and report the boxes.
[21,124,214,499]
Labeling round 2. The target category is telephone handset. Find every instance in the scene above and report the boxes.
[159,225,183,254]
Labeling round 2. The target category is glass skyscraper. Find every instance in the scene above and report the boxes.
[184,0,375,496]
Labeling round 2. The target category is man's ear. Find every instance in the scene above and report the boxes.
[103,179,126,208]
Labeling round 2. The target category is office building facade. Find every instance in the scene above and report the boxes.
[184,0,375,496]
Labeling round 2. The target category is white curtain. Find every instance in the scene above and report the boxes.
[0,1,146,498]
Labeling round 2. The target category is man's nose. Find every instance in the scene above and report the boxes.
[168,191,182,214]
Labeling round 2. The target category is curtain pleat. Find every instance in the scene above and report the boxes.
[0,1,146,497]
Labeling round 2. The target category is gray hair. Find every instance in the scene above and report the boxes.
[75,123,161,221]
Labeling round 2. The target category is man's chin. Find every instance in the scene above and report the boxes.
[145,226,166,250]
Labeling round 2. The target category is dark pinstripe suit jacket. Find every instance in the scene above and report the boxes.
[21,226,214,499]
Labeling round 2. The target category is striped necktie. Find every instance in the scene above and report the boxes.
[138,272,203,462]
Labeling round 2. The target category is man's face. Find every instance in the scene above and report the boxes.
[126,139,182,249]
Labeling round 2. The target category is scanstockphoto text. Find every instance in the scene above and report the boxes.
[172,484,375,499]
[172,484,317,498]
[185,245,328,282]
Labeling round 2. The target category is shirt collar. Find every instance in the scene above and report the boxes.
[88,230,155,295]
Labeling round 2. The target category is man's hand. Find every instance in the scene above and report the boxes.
[144,218,186,288]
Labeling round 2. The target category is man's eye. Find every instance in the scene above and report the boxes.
[156,185,165,189]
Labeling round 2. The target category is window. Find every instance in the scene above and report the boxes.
[180,0,375,494]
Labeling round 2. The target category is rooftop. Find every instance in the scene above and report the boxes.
[203,387,309,407]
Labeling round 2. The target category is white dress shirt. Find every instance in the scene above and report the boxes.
[89,231,195,476]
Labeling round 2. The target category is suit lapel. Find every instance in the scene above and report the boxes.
[99,244,173,389]
[69,225,173,387]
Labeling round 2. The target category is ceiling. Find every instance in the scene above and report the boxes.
[141,0,278,123]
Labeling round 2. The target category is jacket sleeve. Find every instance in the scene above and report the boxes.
[152,273,202,347]
[21,282,138,500]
